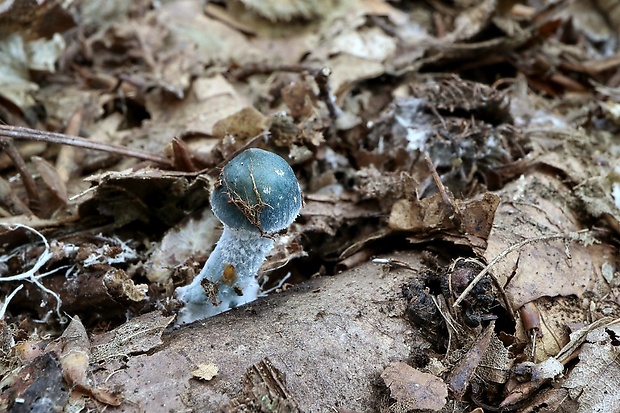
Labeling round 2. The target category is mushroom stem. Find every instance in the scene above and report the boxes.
[174,148,302,325]
[176,226,273,323]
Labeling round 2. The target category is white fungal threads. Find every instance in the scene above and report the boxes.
[175,148,302,325]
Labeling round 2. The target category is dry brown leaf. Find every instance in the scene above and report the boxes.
[594,0,620,30]
[35,86,103,128]
[565,0,614,43]
[515,298,609,363]
[574,175,620,236]
[77,0,140,26]
[484,173,613,310]
[517,388,573,413]
[0,0,74,39]
[389,192,499,248]
[212,107,270,143]
[79,168,212,228]
[158,0,258,66]
[355,167,417,203]
[381,361,448,411]
[446,322,494,400]
[359,0,408,25]
[281,81,316,119]
[389,195,449,233]
[31,156,68,205]
[0,176,30,215]
[46,316,90,388]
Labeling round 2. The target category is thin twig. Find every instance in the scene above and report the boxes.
[0,137,40,209]
[0,125,172,166]
[313,67,341,121]
[450,257,516,322]
[453,229,590,308]
[431,295,464,359]
[425,155,462,228]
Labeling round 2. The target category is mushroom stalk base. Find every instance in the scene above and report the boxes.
[175,226,274,325]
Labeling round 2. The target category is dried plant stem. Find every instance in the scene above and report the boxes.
[453,229,590,308]
[0,125,172,166]
[314,67,341,120]
[431,295,462,358]
[0,137,40,209]
[450,257,515,322]
[425,155,462,227]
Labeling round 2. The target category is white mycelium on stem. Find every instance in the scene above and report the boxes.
[176,148,302,324]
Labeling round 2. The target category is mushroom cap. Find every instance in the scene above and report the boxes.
[210,148,302,234]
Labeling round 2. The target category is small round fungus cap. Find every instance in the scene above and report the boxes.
[210,148,302,234]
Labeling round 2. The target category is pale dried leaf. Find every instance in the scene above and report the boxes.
[327,54,385,95]
[478,332,512,384]
[192,363,219,381]
[446,0,497,42]
[565,0,613,42]
[78,0,135,25]
[46,316,90,387]
[563,320,620,413]
[46,316,122,406]
[330,27,397,61]
[145,75,250,138]
[159,0,258,66]
[145,209,221,283]
[0,34,39,107]
[239,0,338,21]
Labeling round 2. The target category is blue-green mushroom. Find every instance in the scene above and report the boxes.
[176,148,302,324]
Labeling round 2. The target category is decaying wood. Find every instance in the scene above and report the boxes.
[94,252,423,412]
